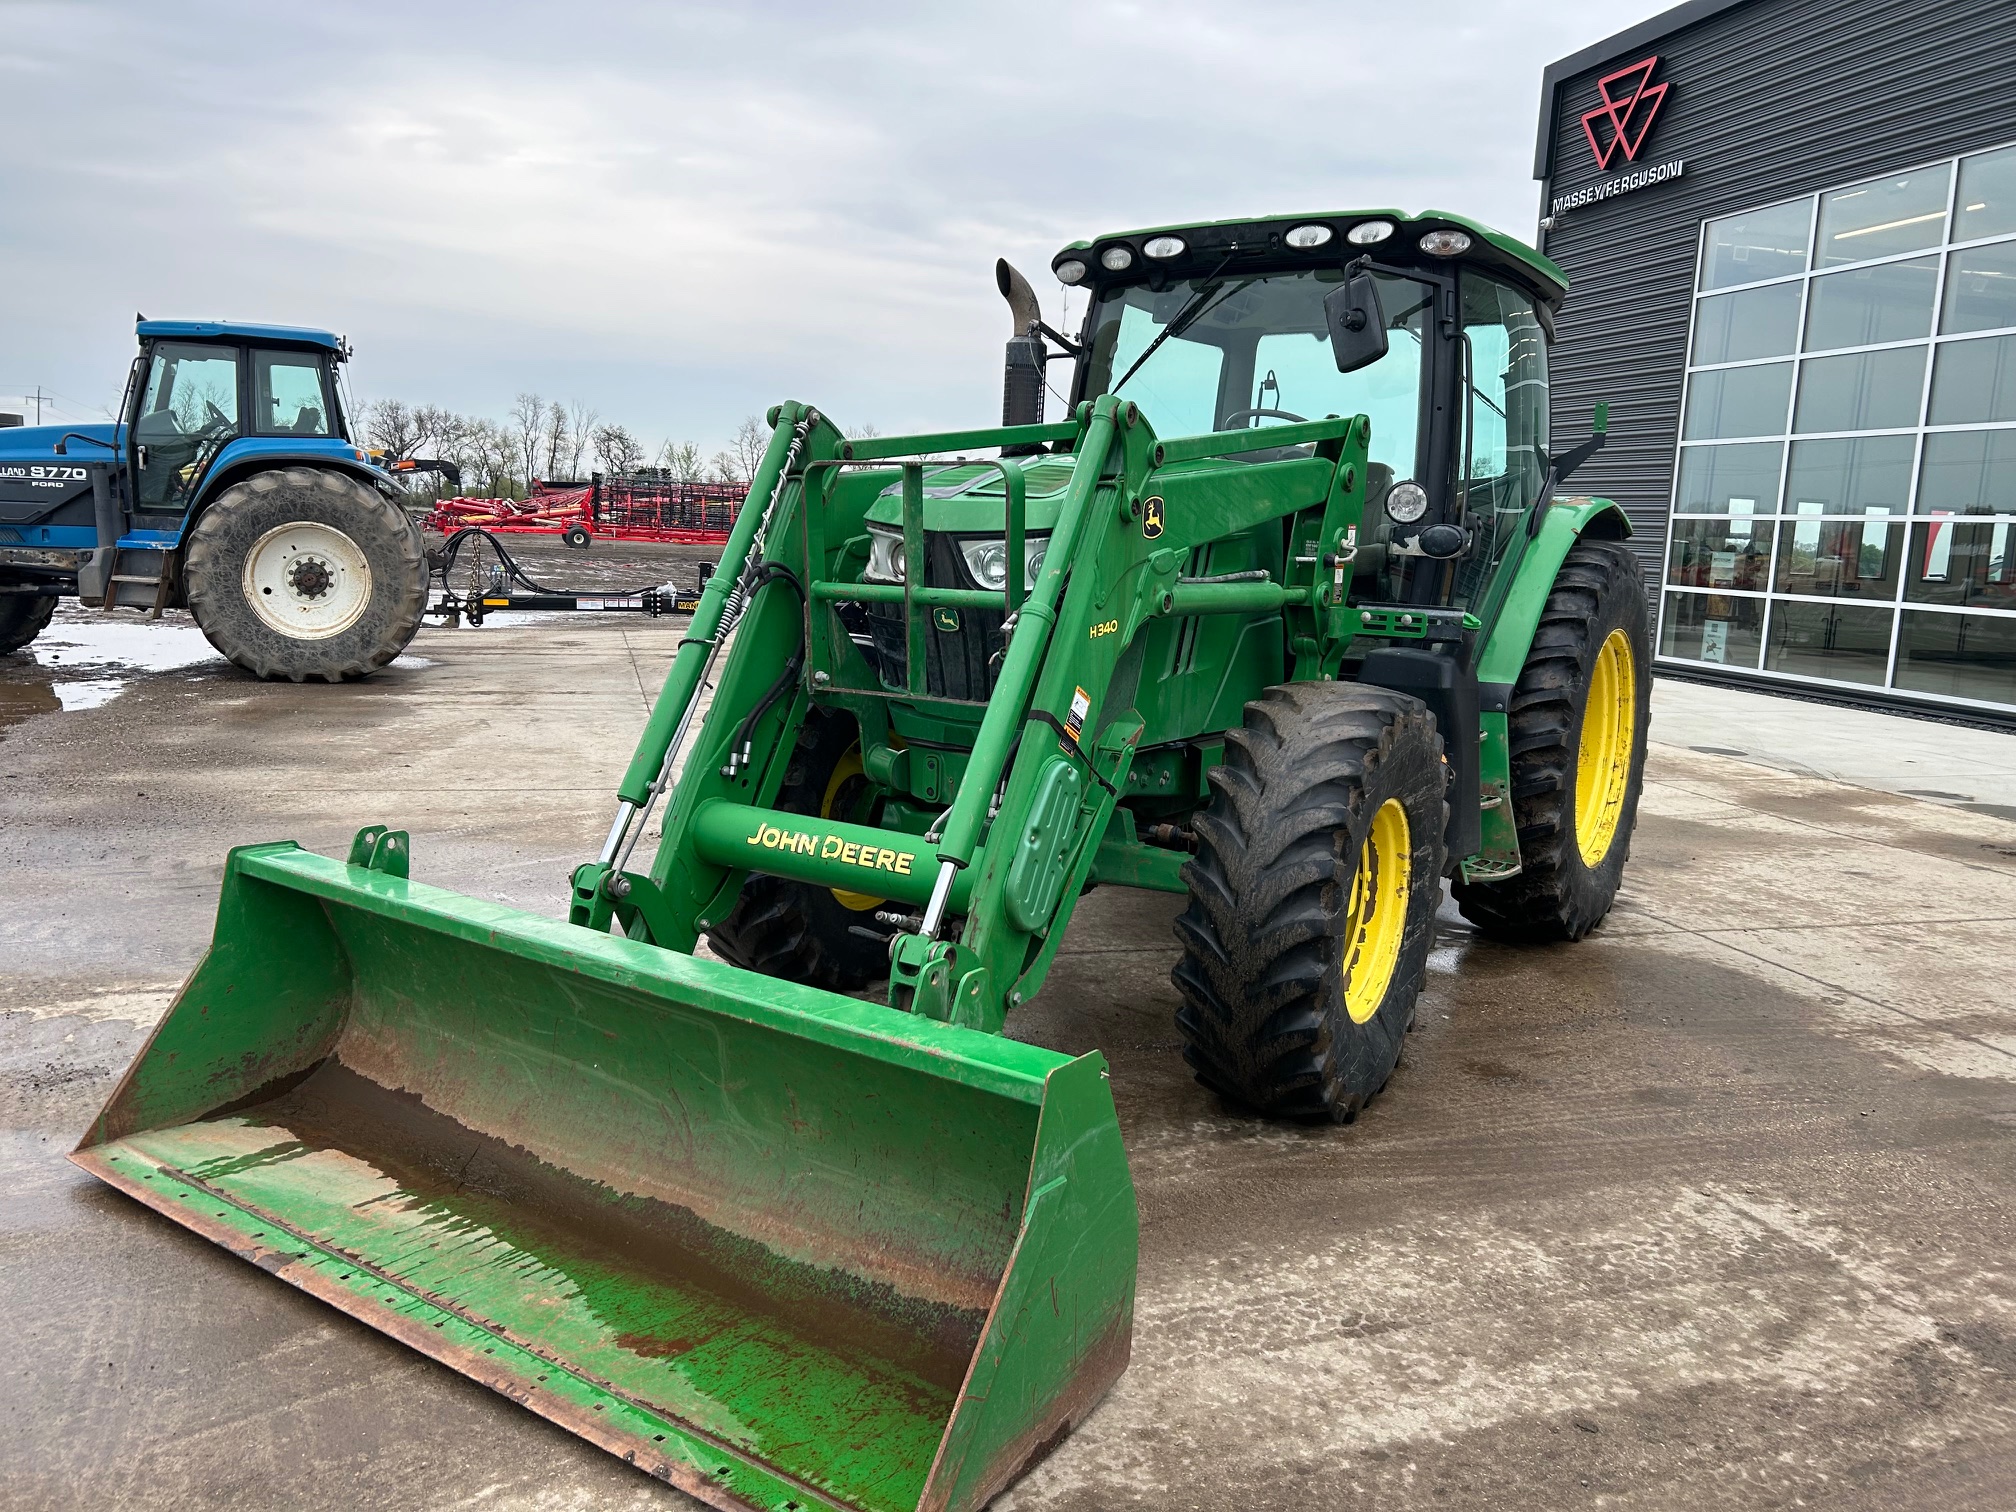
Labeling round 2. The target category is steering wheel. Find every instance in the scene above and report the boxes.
[194,399,235,440]
[1220,407,1309,428]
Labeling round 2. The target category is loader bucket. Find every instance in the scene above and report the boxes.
[74,839,1136,1512]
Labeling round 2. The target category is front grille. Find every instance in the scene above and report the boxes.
[861,533,1008,701]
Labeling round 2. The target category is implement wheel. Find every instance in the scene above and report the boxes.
[0,591,56,655]
[183,467,426,682]
[706,709,892,991]
[1172,683,1447,1122]
[1453,539,1651,942]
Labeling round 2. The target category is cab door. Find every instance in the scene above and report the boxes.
[130,342,242,512]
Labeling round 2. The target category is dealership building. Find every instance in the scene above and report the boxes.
[1536,0,2016,723]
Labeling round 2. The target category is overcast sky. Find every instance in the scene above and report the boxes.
[2,0,1664,454]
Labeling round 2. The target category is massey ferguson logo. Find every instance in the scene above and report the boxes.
[1581,56,1670,170]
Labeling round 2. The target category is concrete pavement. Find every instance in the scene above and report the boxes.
[4,583,2016,1511]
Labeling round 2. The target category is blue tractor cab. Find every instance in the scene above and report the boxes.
[0,319,427,679]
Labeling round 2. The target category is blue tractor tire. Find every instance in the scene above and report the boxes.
[0,591,56,656]
[182,467,427,683]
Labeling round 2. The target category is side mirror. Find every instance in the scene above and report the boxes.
[1323,272,1389,374]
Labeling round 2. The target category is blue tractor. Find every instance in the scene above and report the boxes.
[0,319,429,680]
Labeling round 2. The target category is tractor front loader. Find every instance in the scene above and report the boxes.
[76,210,1651,1512]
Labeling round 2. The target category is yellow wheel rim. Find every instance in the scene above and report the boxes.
[1574,628,1637,868]
[821,749,884,911]
[1341,798,1411,1025]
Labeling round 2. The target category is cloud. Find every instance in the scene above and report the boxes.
[1,0,1662,452]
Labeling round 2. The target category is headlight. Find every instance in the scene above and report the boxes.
[959,533,1051,592]
[1285,223,1334,249]
[1055,258,1088,285]
[1099,245,1134,272]
[1346,220,1394,245]
[963,539,1010,589]
[1386,481,1429,524]
[865,526,906,583]
[1143,235,1187,259]
[1418,229,1472,257]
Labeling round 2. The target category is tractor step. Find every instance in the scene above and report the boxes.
[102,547,173,616]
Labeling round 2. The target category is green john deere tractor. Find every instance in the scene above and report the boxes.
[76,210,1649,1512]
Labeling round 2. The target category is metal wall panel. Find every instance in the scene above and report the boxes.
[1537,0,2016,588]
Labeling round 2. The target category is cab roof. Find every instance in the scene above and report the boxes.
[1054,210,1569,310]
[136,319,344,354]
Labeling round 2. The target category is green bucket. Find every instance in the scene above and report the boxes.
[75,838,1136,1512]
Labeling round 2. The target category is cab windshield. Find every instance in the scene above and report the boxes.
[1080,267,1434,477]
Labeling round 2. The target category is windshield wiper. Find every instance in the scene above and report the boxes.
[1111,245,1248,396]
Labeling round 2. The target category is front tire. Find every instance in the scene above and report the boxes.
[183,467,427,682]
[0,592,56,655]
[1172,684,1447,1123]
[705,710,893,991]
[1452,539,1651,942]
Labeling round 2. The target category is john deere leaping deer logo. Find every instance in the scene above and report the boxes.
[1141,496,1164,538]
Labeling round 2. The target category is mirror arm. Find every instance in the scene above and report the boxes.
[1035,321,1082,359]
[52,431,118,456]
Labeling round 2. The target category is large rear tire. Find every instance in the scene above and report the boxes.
[705,709,892,991]
[1172,683,1447,1123]
[0,592,56,655]
[1452,538,1651,942]
[183,467,426,683]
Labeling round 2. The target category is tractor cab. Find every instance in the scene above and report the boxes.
[124,321,353,511]
[1049,211,1568,613]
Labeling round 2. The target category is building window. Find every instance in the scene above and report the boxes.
[1663,141,2016,714]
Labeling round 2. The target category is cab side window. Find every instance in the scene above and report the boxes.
[252,350,332,436]
[1460,275,1549,511]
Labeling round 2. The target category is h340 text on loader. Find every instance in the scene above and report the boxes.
[76,210,1650,1512]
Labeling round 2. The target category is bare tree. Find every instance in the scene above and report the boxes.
[364,399,418,458]
[566,402,598,478]
[472,419,521,497]
[730,414,769,483]
[708,449,741,484]
[592,422,645,478]
[541,400,569,480]
[659,440,704,481]
[410,404,453,460]
[512,393,545,486]
[844,421,882,441]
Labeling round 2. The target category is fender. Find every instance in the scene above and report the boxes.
[188,436,399,528]
[1464,496,1633,881]
[1475,496,1633,690]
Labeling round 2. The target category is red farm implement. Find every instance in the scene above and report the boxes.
[425,477,748,546]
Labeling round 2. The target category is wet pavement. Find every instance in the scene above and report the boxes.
[4,583,2016,1511]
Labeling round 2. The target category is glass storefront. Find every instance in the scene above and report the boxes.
[1661,141,2016,714]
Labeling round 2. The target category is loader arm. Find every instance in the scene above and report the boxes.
[592,397,1375,1034]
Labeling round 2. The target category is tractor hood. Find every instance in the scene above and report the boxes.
[0,421,120,473]
[862,454,1085,535]
[0,421,120,465]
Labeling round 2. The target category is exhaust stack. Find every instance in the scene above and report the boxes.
[996,259,1047,430]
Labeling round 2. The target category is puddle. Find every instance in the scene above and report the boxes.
[0,681,62,729]
[1,618,226,735]
[30,620,222,676]
[53,679,126,712]
[2,617,438,736]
